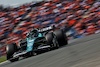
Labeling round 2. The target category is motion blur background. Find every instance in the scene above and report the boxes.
[0,0,100,57]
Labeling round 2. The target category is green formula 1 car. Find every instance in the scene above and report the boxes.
[6,25,68,62]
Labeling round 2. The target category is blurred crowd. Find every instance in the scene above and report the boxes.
[0,0,100,57]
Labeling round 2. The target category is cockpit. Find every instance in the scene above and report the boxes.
[26,29,39,39]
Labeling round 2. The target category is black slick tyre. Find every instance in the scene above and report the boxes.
[54,29,68,46]
[45,33,54,47]
[53,37,59,48]
[6,43,19,62]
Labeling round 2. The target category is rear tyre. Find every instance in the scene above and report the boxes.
[54,29,68,46]
[45,33,60,49]
[45,33,54,47]
[53,37,59,48]
[6,43,19,62]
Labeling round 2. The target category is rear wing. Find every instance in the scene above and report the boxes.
[38,25,56,33]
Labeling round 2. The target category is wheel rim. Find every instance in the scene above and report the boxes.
[53,38,59,48]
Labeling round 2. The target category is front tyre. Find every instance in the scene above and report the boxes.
[6,43,19,62]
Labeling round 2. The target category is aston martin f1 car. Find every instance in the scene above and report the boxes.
[6,25,68,62]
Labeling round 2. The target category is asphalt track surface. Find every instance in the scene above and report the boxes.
[0,33,100,67]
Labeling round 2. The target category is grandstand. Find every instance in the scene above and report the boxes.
[0,0,100,57]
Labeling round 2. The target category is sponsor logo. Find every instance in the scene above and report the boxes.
[39,26,53,32]
[28,39,34,42]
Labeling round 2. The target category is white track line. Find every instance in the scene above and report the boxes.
[0,60,8,65]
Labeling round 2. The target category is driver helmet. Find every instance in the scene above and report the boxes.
[31,29,39,37]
